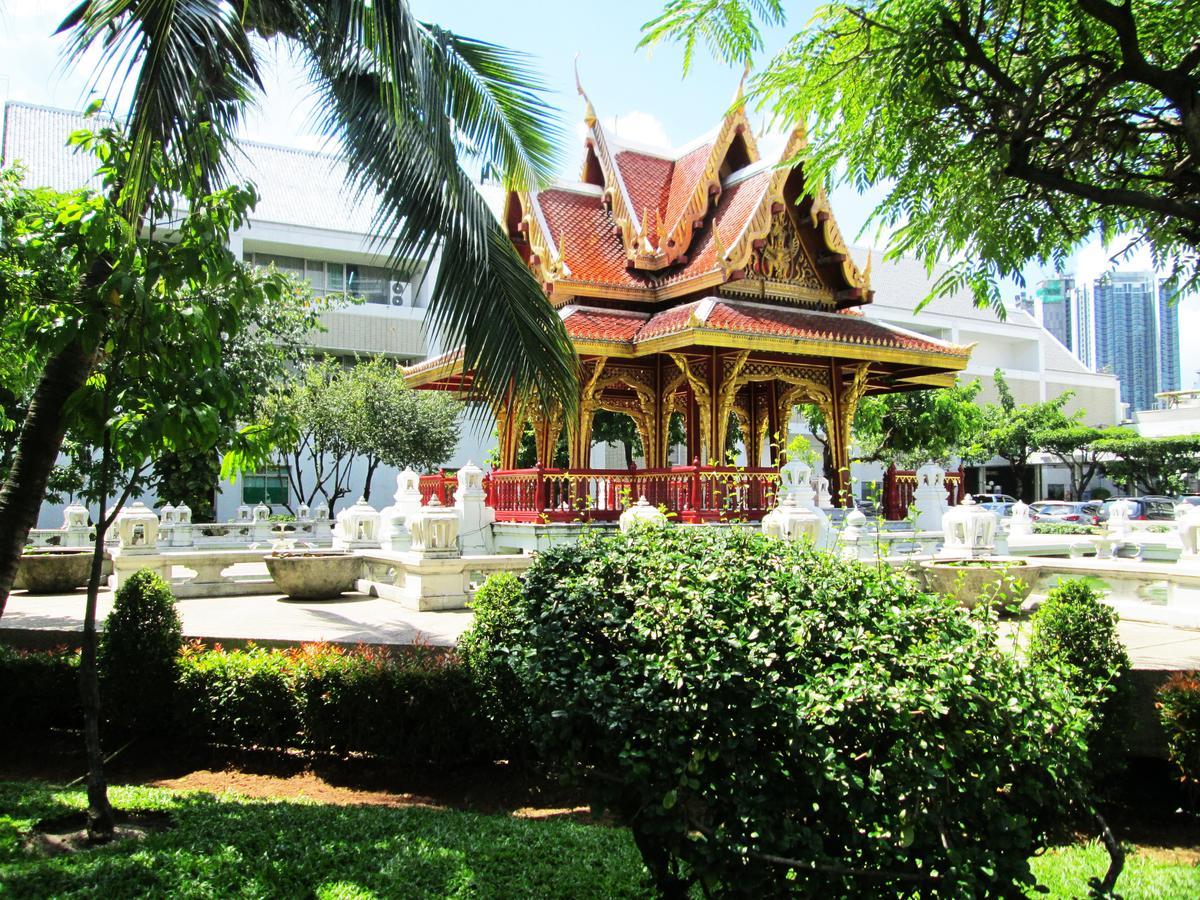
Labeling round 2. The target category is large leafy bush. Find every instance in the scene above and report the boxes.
[1158,671,1200,796]
[458,571,530,749]
[99,568,183,735]
[499,527,1093,897]
[1028,579,1133,782]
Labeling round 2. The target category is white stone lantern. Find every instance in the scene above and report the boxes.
[252,502,271,523]
[1008,499,1032,537]
[454,461,495,554]
[115,501,160,552]
[779,459,813,503]
[619,496,668,532]
[236,504,251,522]
[171,502,194,547]
[334,497,381,549]
[297,502,310,520]
[380,469,425,552]
[939,494,997,558]
[160,503,177,526]
[761,494,825,545]
[407,496,461,557]
[60,502,91,548]
[913,462,948,532]
[814,475,832,509]
[1178,503,1200,556]
[62,503,88,529]
[1107,497,1135,539]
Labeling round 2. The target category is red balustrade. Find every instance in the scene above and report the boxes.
[417,470,457,505]
[485,462,781,523]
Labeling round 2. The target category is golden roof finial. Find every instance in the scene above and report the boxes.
[574,54,597,128]
[655,206,667,246]
[640,206,652,247]
[860,249,872,290]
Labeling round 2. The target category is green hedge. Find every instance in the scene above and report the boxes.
[0,645,79,734]
[2,641,497,765]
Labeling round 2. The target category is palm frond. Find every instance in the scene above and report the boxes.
[58,0,263,213]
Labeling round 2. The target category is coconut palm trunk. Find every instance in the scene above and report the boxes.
[0,338,97,614]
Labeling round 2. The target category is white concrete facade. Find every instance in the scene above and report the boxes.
[1,102,492,526]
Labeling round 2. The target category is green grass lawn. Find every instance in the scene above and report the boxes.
[1,781,1196,898]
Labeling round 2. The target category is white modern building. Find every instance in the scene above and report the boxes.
[1,101,491,526]
[832,250,1124,502]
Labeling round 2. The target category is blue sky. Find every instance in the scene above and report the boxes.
[1,1,1194,383]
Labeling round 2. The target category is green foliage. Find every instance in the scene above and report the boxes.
[974,370,1076,500]
[173,643,495,764]
[0,779,1195,898]
[0,646,79,738]
[458,572,531,748]
[152,450,220,522]
[1037,425,1136,502]
[642,0,1200,311]
[58,3,577,412]
[502,527,1093,896]
[1158,671,1200,792]
[1034,522,1099,535]
[853,380,985,466]
[0,781,650,898]
[99,569,183,736]
[1092,434,1200,496]
[1029,580,1133,782]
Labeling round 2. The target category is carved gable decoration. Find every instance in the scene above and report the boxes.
[723,210,833,306]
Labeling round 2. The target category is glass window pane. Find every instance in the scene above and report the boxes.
[327,263,345,292]
[305,260,326,293]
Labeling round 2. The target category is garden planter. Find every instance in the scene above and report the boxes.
[264,551,360,601]
[17,549,94,594]
[920,559,1037,612]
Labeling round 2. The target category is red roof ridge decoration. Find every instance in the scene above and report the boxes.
[502,79,874,307]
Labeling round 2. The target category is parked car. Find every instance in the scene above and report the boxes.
[979,501,1015,519]
[1029,501,1102,524]
[1094,497,1178,524]
[973,493,1017,505]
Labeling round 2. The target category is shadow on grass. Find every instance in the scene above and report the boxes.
[0,781,649,899]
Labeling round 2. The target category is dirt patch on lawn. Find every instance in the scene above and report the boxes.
[151,769,446,809]
[23,809,173,857]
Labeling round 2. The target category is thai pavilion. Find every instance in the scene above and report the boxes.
[405,87,972,523]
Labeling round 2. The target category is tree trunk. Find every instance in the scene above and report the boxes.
[81,443,115,842]
[0,338,97,616]
[362,457,381,502]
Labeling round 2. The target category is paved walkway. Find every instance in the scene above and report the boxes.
[0,588,472,649]
[4,586,1200,670]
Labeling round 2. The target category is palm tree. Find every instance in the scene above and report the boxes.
[0,2,576,612]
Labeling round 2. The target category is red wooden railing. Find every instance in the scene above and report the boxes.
[485,461,781,523]
[418,470,457,505]
[882,465,965,520]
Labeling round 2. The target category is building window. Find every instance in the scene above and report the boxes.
[244,252,418,308]
[243,466,289,507]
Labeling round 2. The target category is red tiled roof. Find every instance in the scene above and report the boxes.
[626,299,968,356]
[561,307,650,342]
[614,150,673,230]
[535,188,655,289]
[663,143,714,232]
[532,168,774,295]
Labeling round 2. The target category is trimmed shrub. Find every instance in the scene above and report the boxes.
[99,568,183,735]
[1029,579,1133,781]
[457,571,529,748]
[177,644,303,749]
[1158,671,1200,794]
[295,643,490,763]
[0,645,79,737]
[502,527,1094,897]
[1033,522,1097,535]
